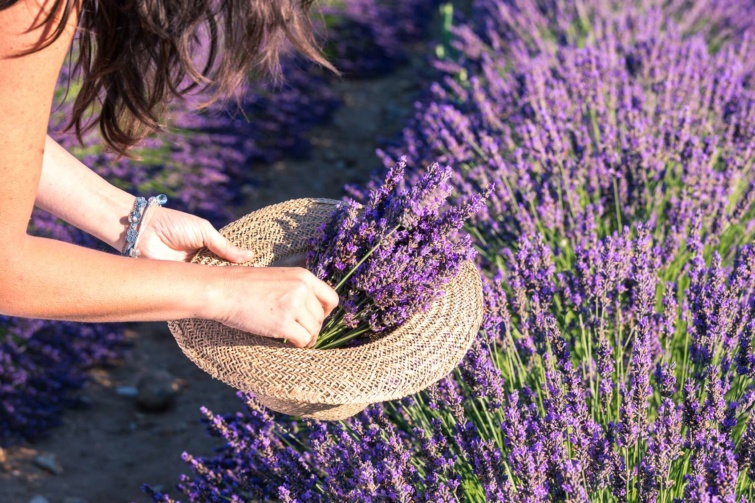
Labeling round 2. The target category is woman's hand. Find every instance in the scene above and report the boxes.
[139,207,338,347]
[136,206,254,263]
[208,266,340,348]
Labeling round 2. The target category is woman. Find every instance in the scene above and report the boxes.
[0,0,339,349]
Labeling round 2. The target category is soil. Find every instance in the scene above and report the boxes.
[0,46,428,503]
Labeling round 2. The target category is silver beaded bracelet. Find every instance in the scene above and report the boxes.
[122,194,168,257]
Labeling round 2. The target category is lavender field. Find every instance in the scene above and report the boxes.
[147,0,755,501]
[3,0,755,501]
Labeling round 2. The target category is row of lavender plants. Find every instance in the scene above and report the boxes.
[150,0,755,501]
[0,0,438,446]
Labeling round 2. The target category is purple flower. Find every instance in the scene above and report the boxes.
[307,157,484,348]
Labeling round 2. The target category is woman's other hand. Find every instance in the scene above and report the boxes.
[137,207,254,263]
[208,266,340,348]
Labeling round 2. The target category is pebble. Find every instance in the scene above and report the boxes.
[33,454,63,475]
[29,496,49,503]
[115,386,139,397]
[136,369,180,412]
[0,447,8,473]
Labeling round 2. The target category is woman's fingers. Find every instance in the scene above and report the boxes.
[282,270,334,348]
[303,294,327,348]
[202,222,255,263]
[307,274,340,316]
[294,312,320,348]
[284,321,315,348]
[305,291,325,324]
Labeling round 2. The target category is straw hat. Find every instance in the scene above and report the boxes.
[167,198,483,420]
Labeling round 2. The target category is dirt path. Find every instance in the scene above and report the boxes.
[0,46,427,503]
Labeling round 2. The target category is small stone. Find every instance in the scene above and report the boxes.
[136,369,180,412]
[63,498,88,503]
[123,328,140,340]
[29,496,49,503]
[0,447,9,472]
[33,454,63,475]
[115,386,139,397]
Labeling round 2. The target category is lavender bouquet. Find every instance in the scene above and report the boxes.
[306,157,484,349]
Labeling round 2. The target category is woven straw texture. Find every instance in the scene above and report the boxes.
[167,198,483,420]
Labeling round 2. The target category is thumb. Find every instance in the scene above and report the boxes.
[203,226,255,263]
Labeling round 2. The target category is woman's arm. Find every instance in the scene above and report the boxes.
[38,135,255,263]
[37,135,135,251]
[0,0,337,348]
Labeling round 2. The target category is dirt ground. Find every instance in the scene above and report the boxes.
[0,47,427,503]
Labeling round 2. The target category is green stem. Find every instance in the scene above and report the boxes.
[316,327,371,350]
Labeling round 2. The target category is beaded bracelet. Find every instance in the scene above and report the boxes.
[122,194,168,257]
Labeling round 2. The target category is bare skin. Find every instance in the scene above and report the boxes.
[0,0,338,349]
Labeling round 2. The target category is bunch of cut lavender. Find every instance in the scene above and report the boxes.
[306,157,484,349]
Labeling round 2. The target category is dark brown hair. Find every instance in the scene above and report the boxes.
[1,0,334,155]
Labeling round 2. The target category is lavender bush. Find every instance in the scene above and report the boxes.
[323,0,442,77]
[0,317,123,445]
[307,158,482,349]
[150,0,755,501]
